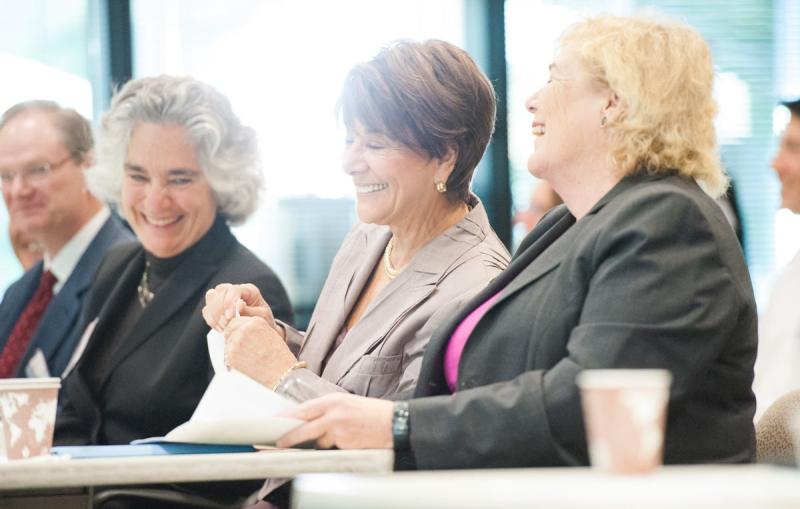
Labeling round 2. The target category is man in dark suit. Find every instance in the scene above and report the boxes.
[0,101,132,378]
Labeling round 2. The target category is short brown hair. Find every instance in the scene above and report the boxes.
[0,100,93,163]
[339,39,496,203]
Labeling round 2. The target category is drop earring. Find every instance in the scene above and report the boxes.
[601,116,607,126]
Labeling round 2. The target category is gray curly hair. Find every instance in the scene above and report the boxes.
[88,75,262,225]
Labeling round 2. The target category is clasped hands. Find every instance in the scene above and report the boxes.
[202,283,296,388]
[202,283,394,450]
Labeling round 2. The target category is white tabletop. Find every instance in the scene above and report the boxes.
[0,449,393,491]
[293,464,800,509]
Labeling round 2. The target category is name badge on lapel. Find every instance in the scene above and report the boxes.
[24,348,51,378]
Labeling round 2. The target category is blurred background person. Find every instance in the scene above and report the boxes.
[55,75,293,448]
[9,219,43,270]
[0,101,131,379]
[753,97,800,421]
[513,180,562,235]
[277,14,757,472]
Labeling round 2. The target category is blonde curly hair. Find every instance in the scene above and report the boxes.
[561,14,727,197]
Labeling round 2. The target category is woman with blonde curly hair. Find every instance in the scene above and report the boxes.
[276,14,758,470]
[55,75,293,447]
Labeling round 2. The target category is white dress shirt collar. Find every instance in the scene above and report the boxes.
[44,206,111,294]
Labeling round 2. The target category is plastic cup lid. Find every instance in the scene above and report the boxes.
[576,369,672,389]
[0,377,61,391]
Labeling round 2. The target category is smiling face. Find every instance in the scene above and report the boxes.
[0,110,95,254]
[525,46,611,181]
[773,114,800,213]
[122,122,217,258]
[342,124,453,230]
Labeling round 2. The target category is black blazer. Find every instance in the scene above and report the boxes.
[55,219,292,445]
[406,173,757,469]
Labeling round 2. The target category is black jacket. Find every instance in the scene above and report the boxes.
[405,173,757,469]
[55,218,292,445]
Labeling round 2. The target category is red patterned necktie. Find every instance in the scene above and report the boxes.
[0,270,57,378]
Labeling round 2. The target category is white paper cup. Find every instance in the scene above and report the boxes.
[0,378,60,460]
[577,369,671,474]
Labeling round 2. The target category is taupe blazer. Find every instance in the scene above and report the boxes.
[277,197,509,399]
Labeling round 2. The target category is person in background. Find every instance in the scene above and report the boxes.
[203,40,509,507]
[276,14,758,471]
[9,219,44,270]
[753,97,800,420]
[513,180,562,234]
[55,75,293,449]
[0,101,132,379]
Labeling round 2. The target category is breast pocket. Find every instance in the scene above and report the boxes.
[340,354,403,397]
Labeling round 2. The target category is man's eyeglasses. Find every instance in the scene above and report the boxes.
[0,155,74,188]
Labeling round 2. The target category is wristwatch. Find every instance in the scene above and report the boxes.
[392,401,411,450]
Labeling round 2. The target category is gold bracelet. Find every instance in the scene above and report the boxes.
[272,361,309,391]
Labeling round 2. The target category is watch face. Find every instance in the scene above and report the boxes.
[392,402,411,449]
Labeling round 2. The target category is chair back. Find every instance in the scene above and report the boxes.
[756,389,800,466]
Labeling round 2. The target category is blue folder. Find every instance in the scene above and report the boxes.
[51,443,257,459]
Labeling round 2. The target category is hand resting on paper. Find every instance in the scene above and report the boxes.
[223,315,298,388]
[203,283,285,339]
[276,393,393,449]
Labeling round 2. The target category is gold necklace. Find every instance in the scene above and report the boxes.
[137,260,154,308]
[382,237,402,279]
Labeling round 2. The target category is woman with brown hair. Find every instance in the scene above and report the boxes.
[204,40,508,405]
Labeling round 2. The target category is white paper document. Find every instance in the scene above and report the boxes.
[159,329,303,445]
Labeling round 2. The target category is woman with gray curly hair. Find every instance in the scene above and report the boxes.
[55,75,293,448]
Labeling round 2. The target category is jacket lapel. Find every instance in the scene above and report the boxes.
[492,213,582,307]
[31,275,88,362]
[322,268,439,384]
[100,250,224,380]
[320,200,497,385]
[31,238,105,364]
[342,230,390,328]
[487,174,652,307]
[413,173,660,396]
[78,250,145,379]
[413,207,576,396]
[25,217,133,369]
[299,229,388,373]
[93,219,236,385]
